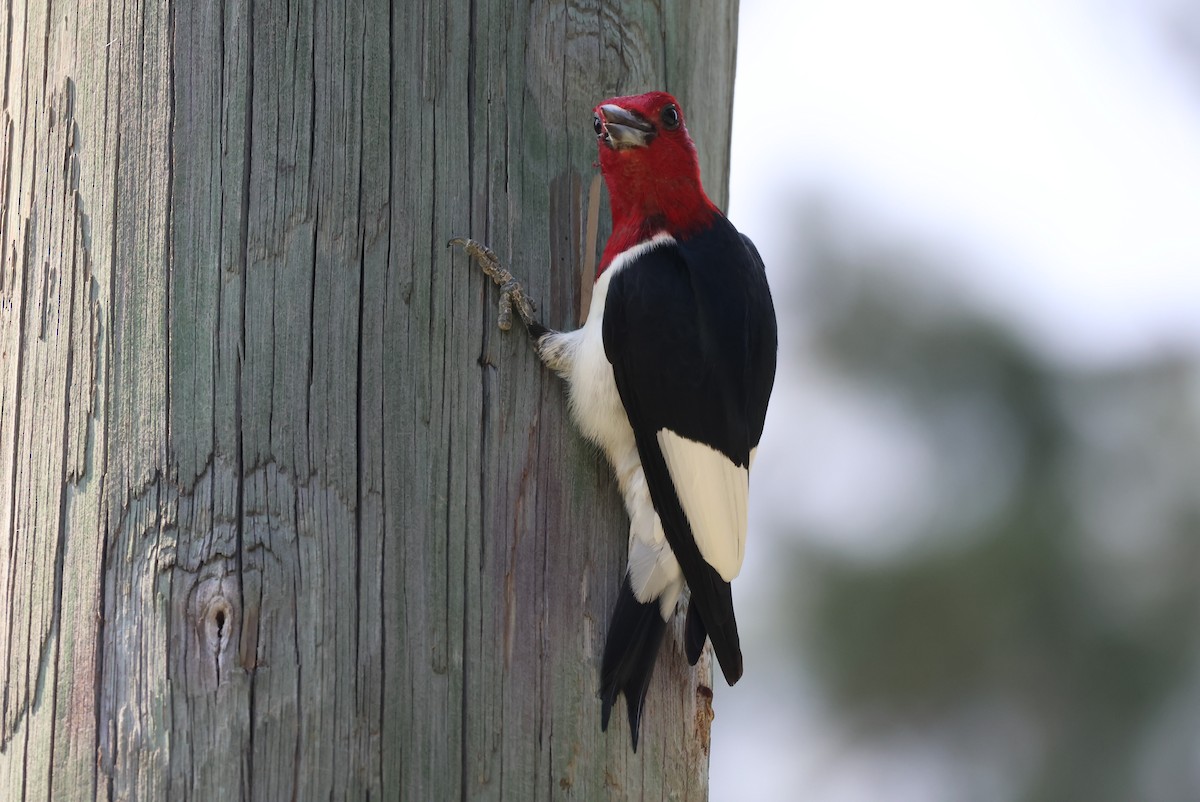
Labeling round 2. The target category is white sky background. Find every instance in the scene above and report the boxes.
[711,1,1200,799]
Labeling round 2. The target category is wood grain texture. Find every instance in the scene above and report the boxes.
[0,0,739,798]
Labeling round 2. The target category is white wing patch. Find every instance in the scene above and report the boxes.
[656,430,749,582]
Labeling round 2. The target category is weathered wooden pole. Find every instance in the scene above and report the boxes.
[1,1,739,798]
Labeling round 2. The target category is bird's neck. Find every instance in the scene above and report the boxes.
[597,172,718,275]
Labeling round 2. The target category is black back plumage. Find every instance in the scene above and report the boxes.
[599,214,777,730]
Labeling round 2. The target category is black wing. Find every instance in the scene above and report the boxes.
[602,215,777,684]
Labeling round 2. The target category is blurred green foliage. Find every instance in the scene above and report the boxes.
[787,211,1200,802]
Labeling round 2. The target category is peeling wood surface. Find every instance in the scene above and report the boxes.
[0,1,739,799]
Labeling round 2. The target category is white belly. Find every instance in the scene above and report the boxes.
[545,236,673,473]
[540,234,683,617]
[565,267,633,461]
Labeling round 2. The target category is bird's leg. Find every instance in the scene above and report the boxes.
[448,237,548,340]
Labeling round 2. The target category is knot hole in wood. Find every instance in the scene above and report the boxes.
[191,576,242,688]
[202,595,236,652]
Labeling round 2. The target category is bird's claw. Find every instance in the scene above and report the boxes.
[449,236,538,332]
[499,280,537,332]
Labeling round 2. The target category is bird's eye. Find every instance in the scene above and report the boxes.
[661,104,680,130]
[593,114,604,136]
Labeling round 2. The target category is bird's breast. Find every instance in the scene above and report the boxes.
[565,265,630,453]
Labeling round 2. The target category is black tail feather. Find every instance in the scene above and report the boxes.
[600,577,667,752]
[684,598,707,666]
[692,566,743,684]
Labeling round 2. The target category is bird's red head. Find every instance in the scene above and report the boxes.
[593,91,718,273]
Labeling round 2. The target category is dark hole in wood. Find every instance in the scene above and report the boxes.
[215,609,226,639]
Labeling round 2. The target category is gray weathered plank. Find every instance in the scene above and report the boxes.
[1,0,739,798]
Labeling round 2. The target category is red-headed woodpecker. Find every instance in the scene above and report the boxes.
[451,91,777,751]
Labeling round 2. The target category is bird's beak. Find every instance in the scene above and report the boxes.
[597,104,656,150]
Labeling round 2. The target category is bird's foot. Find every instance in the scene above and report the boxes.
[448,237,543,335]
